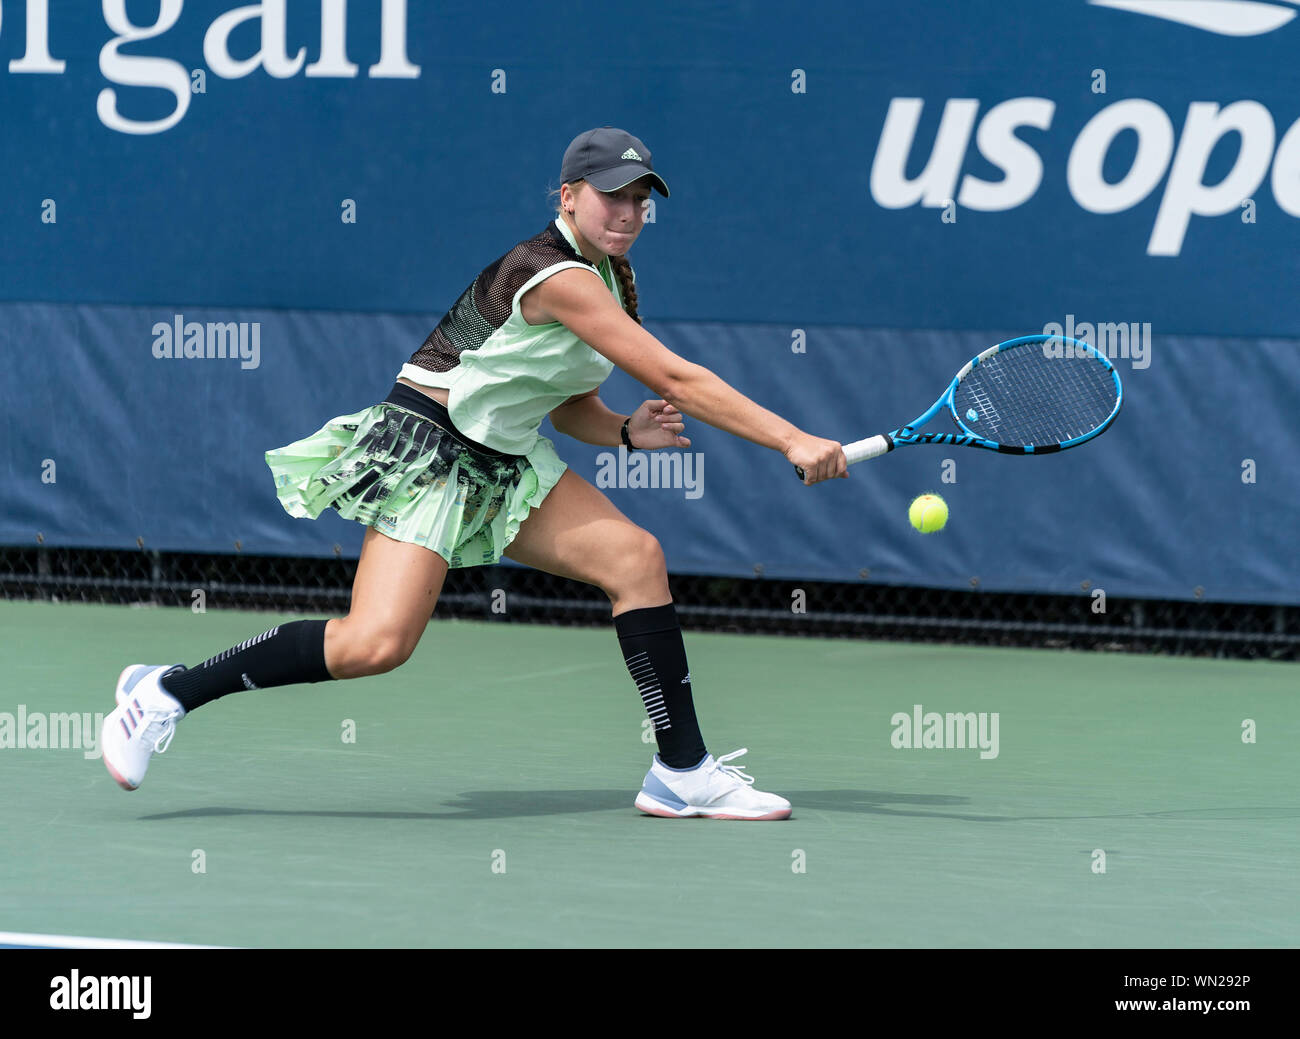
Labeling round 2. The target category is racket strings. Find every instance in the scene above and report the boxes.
[964,386,1002,432]
[954,345,1118,446]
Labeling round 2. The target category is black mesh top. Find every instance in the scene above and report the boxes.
[406,221,603,376]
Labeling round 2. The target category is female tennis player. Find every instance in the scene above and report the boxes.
[101,127,846,820]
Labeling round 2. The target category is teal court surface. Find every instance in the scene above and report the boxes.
[2,601,1296,948]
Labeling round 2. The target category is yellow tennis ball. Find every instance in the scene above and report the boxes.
[909,493,948,533]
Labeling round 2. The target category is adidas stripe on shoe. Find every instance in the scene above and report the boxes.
[101,665,186,791]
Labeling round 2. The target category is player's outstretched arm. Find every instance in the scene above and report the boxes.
[528,267,846,483]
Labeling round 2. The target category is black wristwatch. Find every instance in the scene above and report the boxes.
[620,417,636,451]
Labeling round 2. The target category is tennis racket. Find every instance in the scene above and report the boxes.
[795,334,1123,481]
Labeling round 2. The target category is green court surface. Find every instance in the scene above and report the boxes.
[1,600,1297,948]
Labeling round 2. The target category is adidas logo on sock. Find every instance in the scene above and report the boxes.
[681,673,691,684]
[621,148,643,161]
[241,673,259,690]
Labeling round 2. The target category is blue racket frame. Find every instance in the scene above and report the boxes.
[886,334,1123,455]
[794,334,1124,480]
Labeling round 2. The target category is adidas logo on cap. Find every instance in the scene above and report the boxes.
[621,148,643,161]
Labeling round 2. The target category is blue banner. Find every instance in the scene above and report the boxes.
[3,1,1297,603]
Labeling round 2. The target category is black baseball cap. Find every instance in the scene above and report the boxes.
[560,127,670,198]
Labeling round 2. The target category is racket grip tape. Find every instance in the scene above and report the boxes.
[845,434,893,464]
[793,434,892,481]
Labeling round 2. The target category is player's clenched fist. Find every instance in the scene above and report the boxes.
[785,432,847,484]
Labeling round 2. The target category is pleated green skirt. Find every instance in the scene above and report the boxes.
[265,397,567,568]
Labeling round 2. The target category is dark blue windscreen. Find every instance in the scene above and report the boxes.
[2,1,1297,604]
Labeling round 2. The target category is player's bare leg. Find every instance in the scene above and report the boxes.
[503,468,669,616]
[324,526,449,678]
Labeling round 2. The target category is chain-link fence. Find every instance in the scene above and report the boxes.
[2,545,1295,661]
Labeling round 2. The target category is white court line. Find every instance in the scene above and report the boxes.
[0,931,229,949]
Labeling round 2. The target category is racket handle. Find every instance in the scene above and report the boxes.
[794,435,892,481]
[844,434,892,464]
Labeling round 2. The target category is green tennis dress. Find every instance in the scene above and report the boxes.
[265,216,625,567]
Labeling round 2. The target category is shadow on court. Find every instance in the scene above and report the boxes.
[789,793,1300,823]
[142,790,630,821]
[140,791,1300,823]
[138,789,982,822]
[792,793,1300,823]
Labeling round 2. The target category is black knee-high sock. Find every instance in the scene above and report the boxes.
[160,619,334,713]
[614,603,707,769]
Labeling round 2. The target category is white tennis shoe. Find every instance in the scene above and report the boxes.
[635,748,792,820]
[101,664,187,791]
